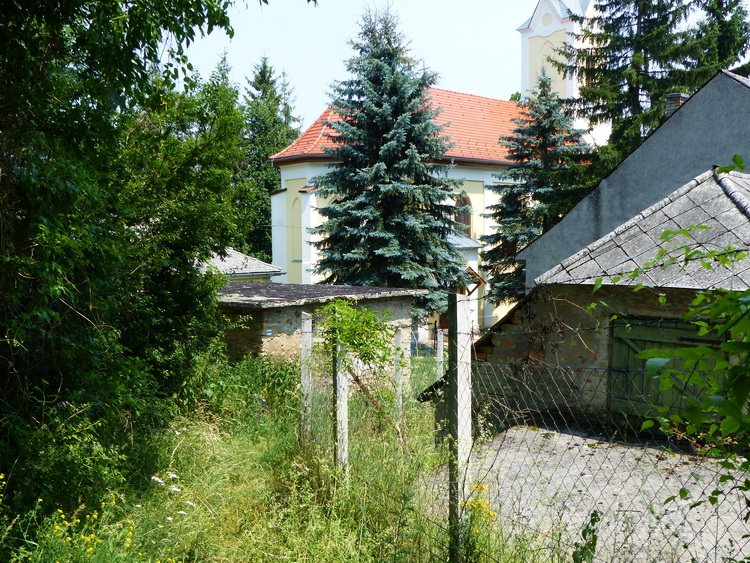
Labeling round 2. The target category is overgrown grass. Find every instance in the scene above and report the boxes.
[1,353,569,562]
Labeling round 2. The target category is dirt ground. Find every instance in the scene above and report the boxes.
[429,426,750,562]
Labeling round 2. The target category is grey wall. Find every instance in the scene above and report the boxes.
[519,72,750,287]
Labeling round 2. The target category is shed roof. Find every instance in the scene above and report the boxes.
[448,233,484,250]
[218,282,425,310]
[535,169,750,291]
[270,88,521,166]
[206,248,282,277]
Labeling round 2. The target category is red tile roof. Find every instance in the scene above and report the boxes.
[270,88,522,166]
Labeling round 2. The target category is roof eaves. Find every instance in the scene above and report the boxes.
[437,156,513,167]
[722,69,750,90]
[271,153,336,166]
[218,287,427,310]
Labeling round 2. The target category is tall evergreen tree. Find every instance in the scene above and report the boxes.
[683,0,750,86]
[482,71,593,303]
[311,9,465,317]
[232,57,300,261]
[556,0,690,162]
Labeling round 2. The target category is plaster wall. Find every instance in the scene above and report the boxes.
[272,160,513,327]
[528,29,569,96]
[271,190,288,282]
[520,0,579,100]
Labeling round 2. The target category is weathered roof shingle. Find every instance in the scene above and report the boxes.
[536,169,750,291]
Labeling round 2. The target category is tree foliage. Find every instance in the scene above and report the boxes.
[232,57,301,261]
[482,72,593,303]
[556,0,750,166]
[555,0,690,161]
[683,0,750,87]
[629,158,750,511]
[112,65,250,382]
[0,0,314,514]
[311,9,466,317]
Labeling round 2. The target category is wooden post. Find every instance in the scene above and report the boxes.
[333,344,349,476]
[448,293,472,562]
[300,312,313,437]
[393,328,403,422]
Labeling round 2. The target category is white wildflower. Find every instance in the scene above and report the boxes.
[167,472,178,479]
[151,476,164,485]
[171,486,181,492]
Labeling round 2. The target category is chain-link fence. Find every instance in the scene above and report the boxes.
[299,297,750,562]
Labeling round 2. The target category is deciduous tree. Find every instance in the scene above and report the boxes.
[0,0,313,514]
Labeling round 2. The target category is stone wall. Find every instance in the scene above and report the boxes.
[221,296,414,361]
[474,284,699,426]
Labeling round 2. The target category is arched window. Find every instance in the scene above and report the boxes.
[455,192,472,237]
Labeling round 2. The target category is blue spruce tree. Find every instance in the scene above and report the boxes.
[312,10,466,317]
[482,71,593,303]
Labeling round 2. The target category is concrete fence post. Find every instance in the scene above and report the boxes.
[448,293,472,562]
[333,343,349,476]
[393,328,403,422]
[300,312,313,438]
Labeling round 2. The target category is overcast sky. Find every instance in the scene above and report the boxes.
[185,0,535,130]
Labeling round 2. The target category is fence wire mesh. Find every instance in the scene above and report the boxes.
[300,308,750,562]
[467,361,750,562]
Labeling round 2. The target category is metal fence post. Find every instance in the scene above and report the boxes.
[333,343,349,476]
[300,312,313,438]
[448,293,472,562]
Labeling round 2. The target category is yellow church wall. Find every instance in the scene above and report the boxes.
[528,29,568,97]
[461,180,485,241]
[285,178,307,283]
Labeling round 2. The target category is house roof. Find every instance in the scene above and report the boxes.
[206,249,282,278]
[535,169,750,291]
[448,233,484,250]
[270,88,522,166]
[218,282,425,310]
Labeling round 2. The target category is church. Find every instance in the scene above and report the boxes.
[268,0,594,330]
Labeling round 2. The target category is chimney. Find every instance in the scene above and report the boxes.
[665,92,689,117]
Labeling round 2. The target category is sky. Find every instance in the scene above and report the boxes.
[184,0,536,130]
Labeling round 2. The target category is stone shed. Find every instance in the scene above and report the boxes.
[471,168,750,429]
[218,282,423,359]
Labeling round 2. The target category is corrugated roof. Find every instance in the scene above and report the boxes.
[271,88,522,166]
[535,169,750,291]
